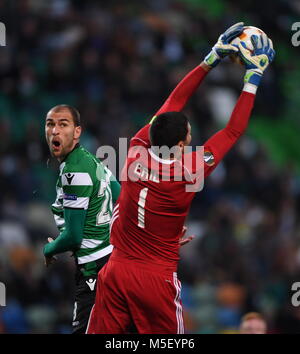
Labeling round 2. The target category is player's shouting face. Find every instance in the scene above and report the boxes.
[45,107,81,162]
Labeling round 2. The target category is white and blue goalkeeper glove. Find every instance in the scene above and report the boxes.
[204,22,244,68]
[238,34,275,87]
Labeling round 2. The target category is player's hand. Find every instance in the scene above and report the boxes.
[204,22,244,68]
[238,34,275,86]
[44,237,57,267]
[44,255,57,267]
[178,226,195,247]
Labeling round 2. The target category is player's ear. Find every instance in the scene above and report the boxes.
[74,125,82,140]
[177,140,185,153]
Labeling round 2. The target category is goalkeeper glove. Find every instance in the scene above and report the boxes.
[238,34,275,87]
[204,22,244,68]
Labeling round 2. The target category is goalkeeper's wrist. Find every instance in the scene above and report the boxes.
[204,49,221,68]
[243,70,262,94]
[244,69,262,86]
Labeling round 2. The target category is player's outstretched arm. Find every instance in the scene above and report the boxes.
[131,23,245,146]
[203,34,275,177]
[154,63,209,117]
[154,22,244,117]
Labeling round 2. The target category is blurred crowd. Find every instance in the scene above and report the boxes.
[0,0,300,333]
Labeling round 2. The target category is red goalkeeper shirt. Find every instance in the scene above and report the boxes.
[110,65,255,270]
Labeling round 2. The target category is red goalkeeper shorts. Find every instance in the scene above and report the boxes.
[86,251,184,334]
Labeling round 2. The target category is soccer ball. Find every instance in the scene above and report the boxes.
[229,26,273,65]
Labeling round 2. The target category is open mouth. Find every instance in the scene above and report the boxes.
[52,139,61,149]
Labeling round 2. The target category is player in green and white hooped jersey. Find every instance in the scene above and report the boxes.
[44,104,120,334]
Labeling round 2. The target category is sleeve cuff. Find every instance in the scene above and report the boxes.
[243,83,258,94]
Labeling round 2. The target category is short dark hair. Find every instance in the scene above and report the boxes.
[48,104,81,126]
[149,112,189,148]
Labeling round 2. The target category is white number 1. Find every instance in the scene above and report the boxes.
[138,187,148,228]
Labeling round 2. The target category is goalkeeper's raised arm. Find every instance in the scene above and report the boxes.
[154,22,245,117]
[131,23,246,146]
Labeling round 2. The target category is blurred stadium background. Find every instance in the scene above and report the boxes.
[0,0,300,334]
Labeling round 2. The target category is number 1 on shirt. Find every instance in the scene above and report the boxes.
[138,187,148,228]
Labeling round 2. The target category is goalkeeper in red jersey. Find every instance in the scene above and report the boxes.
[87,23,275,334]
